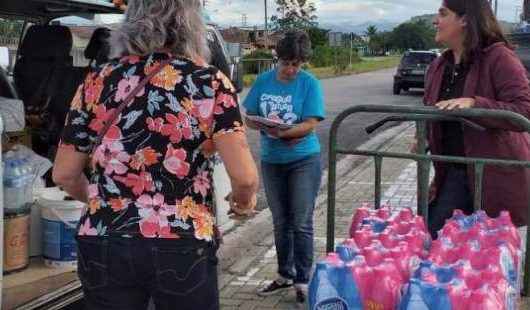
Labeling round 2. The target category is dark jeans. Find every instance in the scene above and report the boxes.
[428,167,474,239]
[76,236,219,310]
[261,154,322,284]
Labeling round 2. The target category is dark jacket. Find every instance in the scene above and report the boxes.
[424,42,530,226]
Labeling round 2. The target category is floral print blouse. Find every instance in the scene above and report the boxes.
[60,52,244,241]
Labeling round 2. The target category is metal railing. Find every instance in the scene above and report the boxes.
[241,58,276,75]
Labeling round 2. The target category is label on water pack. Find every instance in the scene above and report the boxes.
[315,297,349,310]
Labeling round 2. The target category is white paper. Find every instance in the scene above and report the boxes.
[245,115,296,130]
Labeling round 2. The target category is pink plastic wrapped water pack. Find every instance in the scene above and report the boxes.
[346,205,431,309]
[400,210,522,310]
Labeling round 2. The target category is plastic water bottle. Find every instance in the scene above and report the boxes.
[397,208,414,222]
[3,153,33,211]
[339,263,363,309]
[361,216,388,233]
[399,279,430,310]
[375,207,391,220]
[336,239,359,263]
[400,264,452,310]
[350,205,371,235]
[309,262,349,310]
[371,258,404,309]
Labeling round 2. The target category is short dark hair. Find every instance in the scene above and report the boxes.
[444,0,511,61]
[275,30,312,62]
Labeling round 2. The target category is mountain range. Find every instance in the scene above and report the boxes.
[320,14,518,34]
[320,20,399,34]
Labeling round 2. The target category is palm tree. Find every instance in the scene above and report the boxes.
[365,25,378,38]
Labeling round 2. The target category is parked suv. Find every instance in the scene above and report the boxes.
[393,50,439,95]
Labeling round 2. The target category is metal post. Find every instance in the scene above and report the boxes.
[374,156,383,209]
[416,120,430,218]
[473,162,485,210]
[327,121,338,253]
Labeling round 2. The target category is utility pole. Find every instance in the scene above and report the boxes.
[242,14,248,27]
[349,33,353,67]
[264,0,269,50]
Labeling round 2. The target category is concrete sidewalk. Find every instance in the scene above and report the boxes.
[216,123,530,309]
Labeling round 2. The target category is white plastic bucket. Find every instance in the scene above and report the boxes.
[38,188,84,268]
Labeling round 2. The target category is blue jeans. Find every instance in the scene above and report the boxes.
[261,154,322,284]
[76,236,219,310]
[428,167,474,239]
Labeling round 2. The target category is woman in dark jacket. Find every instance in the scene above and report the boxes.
[425,0,530,238]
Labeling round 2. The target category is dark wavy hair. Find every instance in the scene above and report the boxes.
[275,30,312,62]
[443,0,511,60]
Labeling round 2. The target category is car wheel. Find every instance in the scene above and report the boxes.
[403,87,410,92]
[393,83,401,95]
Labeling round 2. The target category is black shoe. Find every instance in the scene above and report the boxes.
[257,279,293,296]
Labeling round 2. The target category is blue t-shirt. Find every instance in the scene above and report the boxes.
[243,69,325,163]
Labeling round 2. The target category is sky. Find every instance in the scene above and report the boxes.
[205,0,523,27]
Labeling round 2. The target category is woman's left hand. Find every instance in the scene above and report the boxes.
[263,126,284,138]
[435,98,475,110]
[263,127,301,146]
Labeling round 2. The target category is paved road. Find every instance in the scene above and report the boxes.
[241,68,424,169]
[240,67,424,209]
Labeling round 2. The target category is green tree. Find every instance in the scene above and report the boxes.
[307,26,329,47]
[371,32,394,55]
[271,0,317,31]
[365,25,378,37]
[389,20,437,51]
[0,19,23,39]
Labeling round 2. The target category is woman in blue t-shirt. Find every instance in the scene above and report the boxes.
[243,30,325,305]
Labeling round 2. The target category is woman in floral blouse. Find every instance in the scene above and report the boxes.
[52,1,258,309]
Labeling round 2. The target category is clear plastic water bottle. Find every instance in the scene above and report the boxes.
[309,262,349,310]
[3,153,33,211]
[336,239,358,262]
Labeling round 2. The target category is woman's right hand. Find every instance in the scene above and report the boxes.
[225,193,257,218]
[214,131,259,216]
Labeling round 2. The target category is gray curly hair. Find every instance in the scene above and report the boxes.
[110,0,210,61]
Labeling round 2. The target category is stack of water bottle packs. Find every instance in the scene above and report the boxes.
[400,210,522,310]
[309,205,523,310]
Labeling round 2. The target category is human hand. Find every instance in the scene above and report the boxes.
[244,116,266,131]
[225,193,257,219]
[263,126,282,138]
[435,98,475,110]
